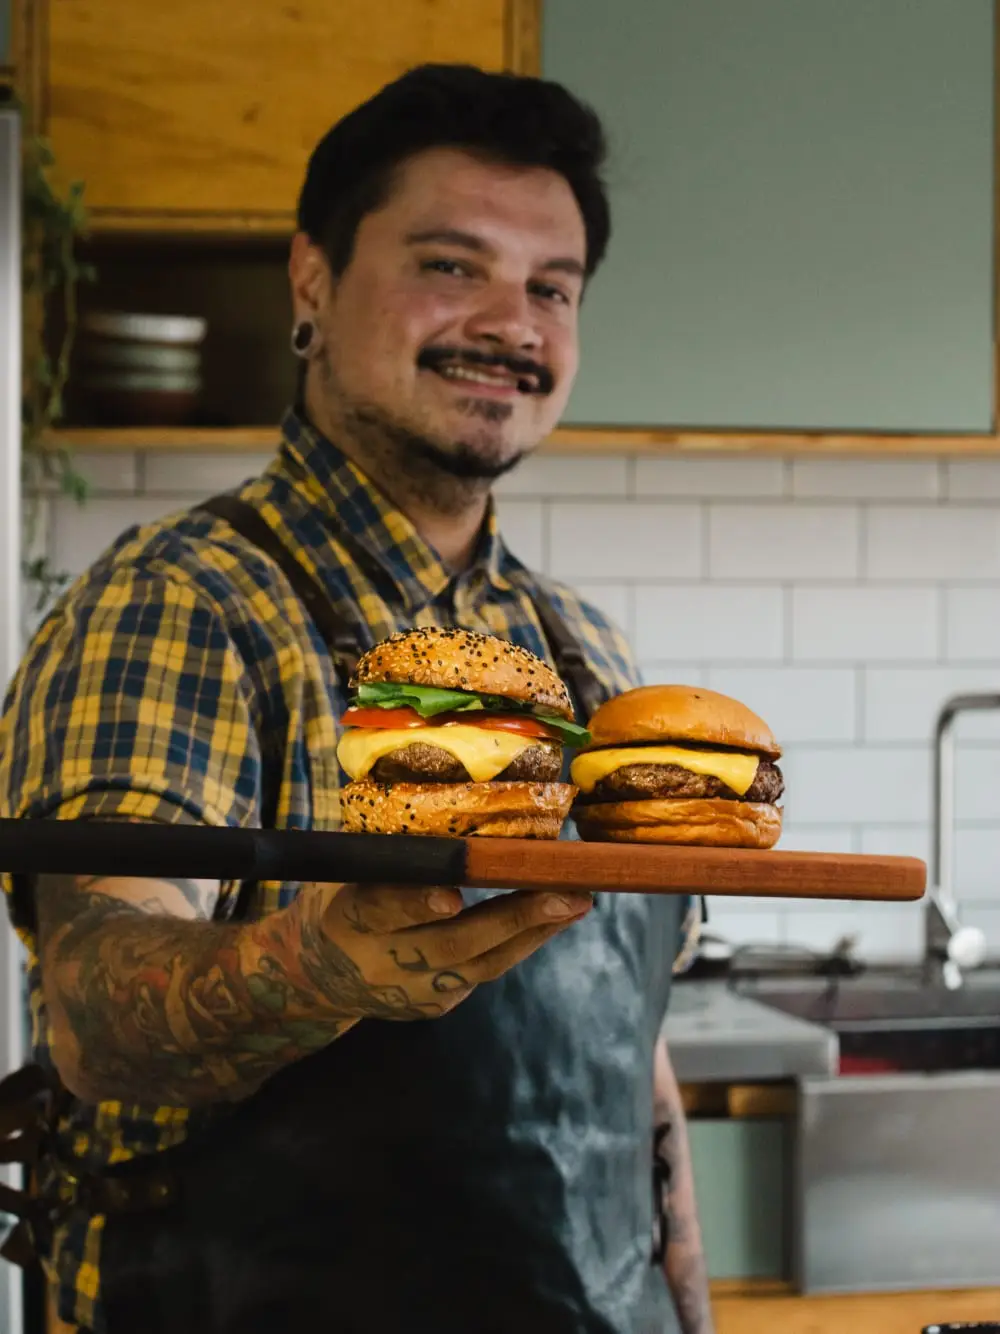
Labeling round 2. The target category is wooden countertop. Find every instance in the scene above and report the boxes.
[48,1275,999,1331]
[713,1280,1000,1333]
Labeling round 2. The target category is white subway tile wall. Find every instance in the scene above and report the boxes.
[635,585,784,662]
[32,449,1000,962]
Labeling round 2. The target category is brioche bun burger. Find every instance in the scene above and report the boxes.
[571,685,784,849]
[336,628,591,839]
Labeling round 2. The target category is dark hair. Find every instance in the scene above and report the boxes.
[296,63,610,279]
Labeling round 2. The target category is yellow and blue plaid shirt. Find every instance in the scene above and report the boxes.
[0,408,691,1331]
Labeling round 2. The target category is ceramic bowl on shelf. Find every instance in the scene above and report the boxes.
[81,311,207,346]
[80,340,201,374]
[76,369,203,427]
[76,310,208,426]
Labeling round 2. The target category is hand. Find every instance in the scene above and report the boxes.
[306,882,593,1021]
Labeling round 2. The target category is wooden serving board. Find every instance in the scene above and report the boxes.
[0,819,924,903]
[466,839,925,902]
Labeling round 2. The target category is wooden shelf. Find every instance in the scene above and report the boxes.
[45,426,281,453]
[44,425,1000,456]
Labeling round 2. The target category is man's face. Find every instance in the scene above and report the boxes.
[307,147,586,480]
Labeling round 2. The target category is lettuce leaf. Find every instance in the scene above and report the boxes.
[351,681,591,746]
[355,682,485,716]
[524,714,592,747]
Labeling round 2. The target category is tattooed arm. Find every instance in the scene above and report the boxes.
[35,865,590,1108]
[653,1036,715,1334]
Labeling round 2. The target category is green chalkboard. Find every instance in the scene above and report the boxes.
[543,0,995,433]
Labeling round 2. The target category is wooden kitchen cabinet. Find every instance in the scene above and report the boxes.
[16,0,540,233]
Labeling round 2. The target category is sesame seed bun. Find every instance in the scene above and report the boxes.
[340,779,576,839]
[351,627,573,719]
[581,684,781,759]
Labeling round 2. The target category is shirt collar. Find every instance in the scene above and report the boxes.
[271,407,513,610]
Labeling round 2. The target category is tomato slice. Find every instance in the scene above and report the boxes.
[447,713,561,741]
[339,707,561,741]
[340,706,425,728]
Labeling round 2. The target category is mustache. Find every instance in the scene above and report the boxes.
[417,345,554,396]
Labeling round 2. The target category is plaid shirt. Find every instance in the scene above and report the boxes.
[0,408,694,1331]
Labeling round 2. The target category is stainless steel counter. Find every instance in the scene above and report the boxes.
[663,971,1000,1295]
[662,979,837,1083]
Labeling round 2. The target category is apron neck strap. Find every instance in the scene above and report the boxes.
[198,494,365,682]
[199,495,610,724]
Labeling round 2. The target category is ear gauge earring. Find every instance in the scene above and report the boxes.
[291,320,317,358]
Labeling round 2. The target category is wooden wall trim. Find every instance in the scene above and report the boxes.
[547,427,1000,456]
[507,0,543,75]
[41,424,1000,456]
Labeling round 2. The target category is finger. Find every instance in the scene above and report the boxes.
[467,918,582,983]
[399,890,593,968]
[329,882,464,936]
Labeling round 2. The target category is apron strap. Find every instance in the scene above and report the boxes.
[199,494,608,724]
[526,586,608,723]
[198,494,366,682]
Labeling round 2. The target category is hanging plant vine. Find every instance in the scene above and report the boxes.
[18,101,95,613]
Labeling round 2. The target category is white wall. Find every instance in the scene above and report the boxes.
[41,447,1000,964]
[2,107,25,1334]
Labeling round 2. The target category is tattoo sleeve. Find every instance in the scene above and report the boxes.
[35,871,428,1108]
[653,1037,715,1334]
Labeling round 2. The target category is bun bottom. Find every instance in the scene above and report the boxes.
[574,797,782,849]
[341,779,576,839]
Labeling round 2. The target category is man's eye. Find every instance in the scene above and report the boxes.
[422,258,468,278]
[532,283,571,305]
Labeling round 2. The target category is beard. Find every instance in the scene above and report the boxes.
[316,350,541,513]
[356,396,527,482]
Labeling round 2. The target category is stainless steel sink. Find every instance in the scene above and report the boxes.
[741,973,1000,1070]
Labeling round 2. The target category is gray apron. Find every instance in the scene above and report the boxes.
[36,496,687,1333]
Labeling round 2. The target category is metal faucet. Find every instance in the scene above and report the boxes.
[927,693,996,989]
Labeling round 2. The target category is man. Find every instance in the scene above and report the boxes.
[0,64,711,1334]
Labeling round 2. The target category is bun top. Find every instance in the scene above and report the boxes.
[351,627,574,719]
[583,684,781,758]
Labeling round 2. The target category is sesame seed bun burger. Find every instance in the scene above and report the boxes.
[336,628,591,839]
[571,685,784,849]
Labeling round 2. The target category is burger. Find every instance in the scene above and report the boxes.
[570,684,784,849]
[336,627,591,838]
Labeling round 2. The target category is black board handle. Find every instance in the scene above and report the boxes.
[0,819,467,886]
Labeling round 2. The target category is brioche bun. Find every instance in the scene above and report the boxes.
[340,779,576,839]
[581,684,781,759]
[574,797,782,849]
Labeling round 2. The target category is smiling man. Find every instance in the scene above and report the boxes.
[0,65,710,1334]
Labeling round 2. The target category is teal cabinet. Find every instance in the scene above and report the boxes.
[689,1119,789,1281]
[543,0,994,434]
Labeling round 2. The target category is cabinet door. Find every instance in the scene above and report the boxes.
[544,0,995,435]
[28,0,539,233]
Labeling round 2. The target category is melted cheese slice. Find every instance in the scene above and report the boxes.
[337,726,537,783]
[570,746,759,796]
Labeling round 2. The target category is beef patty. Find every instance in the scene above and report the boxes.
[368,739,562,784]
[579,758,783,805]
